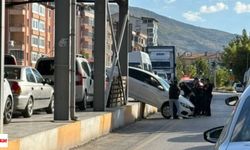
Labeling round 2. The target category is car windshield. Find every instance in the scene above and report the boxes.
[158,77,170,91]
[4,67,21,80]
[236,84,243,87]
[231,96,250,142]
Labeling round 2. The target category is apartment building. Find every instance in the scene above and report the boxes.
[77,4,112,67]
[5,3,54,66]
[131,31,147,52]
[141,17,158,46]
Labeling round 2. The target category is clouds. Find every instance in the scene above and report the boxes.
[183,11,203,22]
[234,2,250,14]
[200,2,228,13]
[183,2,228,22]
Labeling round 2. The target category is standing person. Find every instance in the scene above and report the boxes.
[204,78,214,116]
[169,79,182,119]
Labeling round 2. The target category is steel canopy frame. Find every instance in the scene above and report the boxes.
[93,0,128,111]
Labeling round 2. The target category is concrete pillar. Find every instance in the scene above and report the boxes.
[54,0,71,120]
[93,0,107,111]
[118,1,129,102]
[0,0,5,133]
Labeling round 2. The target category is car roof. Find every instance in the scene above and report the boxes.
[129,66,160,79]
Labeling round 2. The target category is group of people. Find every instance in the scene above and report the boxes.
[169,77,214,119]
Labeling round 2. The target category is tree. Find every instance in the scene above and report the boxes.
[192,58,209,78]
[222,29,250,82]
[216,67,231,87]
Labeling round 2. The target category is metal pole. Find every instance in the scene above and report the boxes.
[93,0,107,111]
[70,0,77,120]
[54,0,71,120]
[0,0,5,133]
[119,1,128,103]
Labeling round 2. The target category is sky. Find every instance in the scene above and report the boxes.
[129,0,250,34]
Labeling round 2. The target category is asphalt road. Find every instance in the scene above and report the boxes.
[70,92,238,150]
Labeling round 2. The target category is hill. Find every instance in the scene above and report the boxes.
[111,6,236,52]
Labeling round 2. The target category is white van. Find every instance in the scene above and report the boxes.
[35,56,93,110]
[128,51,152,72]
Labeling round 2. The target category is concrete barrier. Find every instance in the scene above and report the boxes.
[0,102,157,150]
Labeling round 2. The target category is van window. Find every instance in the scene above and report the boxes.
[152,62,170,69]
[129,62,141,69]
[81,62,90,76]
[36,60,54,75]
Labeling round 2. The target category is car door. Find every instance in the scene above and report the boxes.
[32,68,51,109]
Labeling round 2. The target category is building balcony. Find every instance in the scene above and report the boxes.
[9,24,25,32]
[9,9,25,15]
[9,43,25,50]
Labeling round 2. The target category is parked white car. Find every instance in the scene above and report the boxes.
[5,65,54,117]
[204,86,250,149]
[3,79,14,124]
[36,55,93,110]
[128,67,194,118]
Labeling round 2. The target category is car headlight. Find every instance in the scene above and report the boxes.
[180,102,191,109]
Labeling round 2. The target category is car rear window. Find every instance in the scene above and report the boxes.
[36,60,54,75]
[4,55,17,65]
[4,67,21,80]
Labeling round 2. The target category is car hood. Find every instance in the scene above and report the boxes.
[227,142,250,150]
[179,95,195,108]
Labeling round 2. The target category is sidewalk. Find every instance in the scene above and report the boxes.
[1,102,157,150]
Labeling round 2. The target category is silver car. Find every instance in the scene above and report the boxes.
[204,86,250,149]
[4,65,54,117]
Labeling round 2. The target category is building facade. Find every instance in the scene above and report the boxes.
[131,31,147,52]
[5,3,54,66]
[141,17,158,46]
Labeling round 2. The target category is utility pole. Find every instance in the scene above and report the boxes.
[0,0,5,133]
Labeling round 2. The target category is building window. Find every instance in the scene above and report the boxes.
[39,37,45,48]
[39,21,45,32]
[31,35,39,47]
[32,18,39,30]
[32,3,39,14]
[39,5,45,16]
[31,52,42,64]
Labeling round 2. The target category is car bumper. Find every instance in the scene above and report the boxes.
[13,95,29,111]
[179,102,194,116]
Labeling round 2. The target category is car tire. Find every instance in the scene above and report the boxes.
[79,92,88,111]
[23,97,33,118]
[3,97,13,124]
[161,102,172,119]
[46,95,54,114]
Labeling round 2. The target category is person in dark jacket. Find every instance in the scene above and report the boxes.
[169,79,182,119]
[204,78,213,116]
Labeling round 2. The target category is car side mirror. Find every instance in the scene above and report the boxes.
[43,78,53,85]
[225,96,238,106]
[203,126,224,143]
[158,85,164,91]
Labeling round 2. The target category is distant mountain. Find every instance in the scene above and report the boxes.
[111,6,236,53]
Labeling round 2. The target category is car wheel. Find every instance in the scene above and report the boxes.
[3,97,13,124]
[161,102,171,119]
[23,97,33,118]
[46,95,54,114]
[79,92,88,111]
